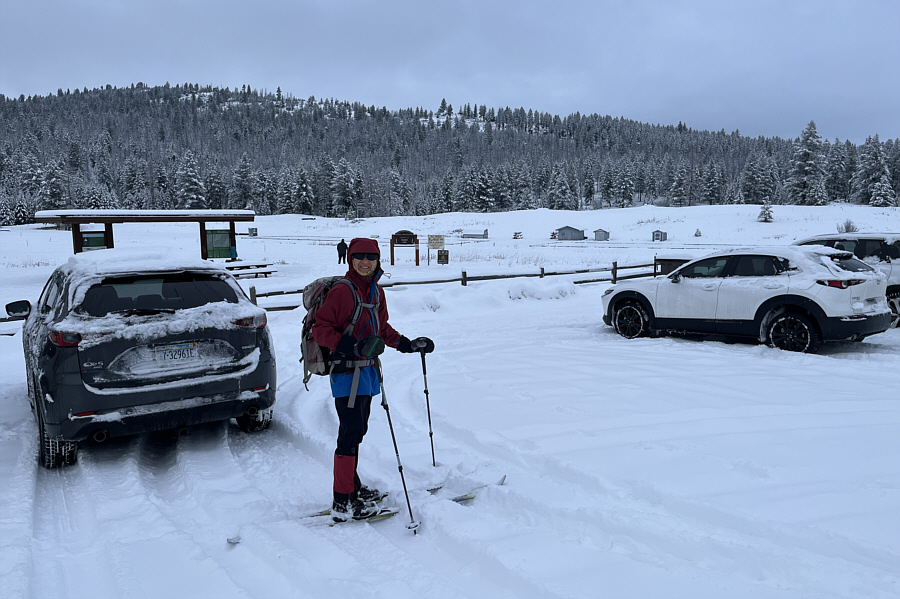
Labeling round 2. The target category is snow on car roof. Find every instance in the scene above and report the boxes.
[61,248,226,278]
[795,233,900,244]
[700,245,848,261]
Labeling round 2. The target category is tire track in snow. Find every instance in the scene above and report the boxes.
[0,408,38,599]
[29,438,146,598]
[129,424,302,598]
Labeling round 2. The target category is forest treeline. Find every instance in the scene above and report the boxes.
[0,82,897,225]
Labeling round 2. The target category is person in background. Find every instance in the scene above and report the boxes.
[312,237,434,521]
[336,239,348,264]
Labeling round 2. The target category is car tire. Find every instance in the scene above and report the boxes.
[887,290,900,328]
[36,407,77,468]
[613,300,650,339]
[767,312,821,353]
[236,408,273,433]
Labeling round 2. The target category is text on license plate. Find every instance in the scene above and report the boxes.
[153,342,200,363]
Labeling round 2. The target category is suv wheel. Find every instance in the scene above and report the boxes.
[767,312,821,353]
[887,290,900,328]
[236,407,273,433]
[37,408,77,468]
[613,300,650,339]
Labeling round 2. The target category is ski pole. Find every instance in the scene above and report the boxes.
[419,350,436,467]
[376,358,419,533]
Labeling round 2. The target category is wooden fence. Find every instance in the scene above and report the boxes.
[249,257,680,311]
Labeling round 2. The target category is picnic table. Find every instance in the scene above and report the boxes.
[224,262,277,278]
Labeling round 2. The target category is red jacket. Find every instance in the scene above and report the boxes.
[311,239,402,352]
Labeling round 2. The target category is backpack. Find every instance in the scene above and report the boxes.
[299,275,379,388]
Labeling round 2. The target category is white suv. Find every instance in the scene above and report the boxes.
[794,233,900,327]
[601,246,891,353]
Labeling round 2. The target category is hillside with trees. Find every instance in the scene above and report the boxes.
[0,83,897,224]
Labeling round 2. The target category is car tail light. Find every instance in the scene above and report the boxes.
[817,279,865,289]
[48,331,82,347]
[234,313,267,328]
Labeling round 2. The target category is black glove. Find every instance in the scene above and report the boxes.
[411,336,435,354]
[354,335,385,358]
[397,336,415,353]
[397,336,435,354]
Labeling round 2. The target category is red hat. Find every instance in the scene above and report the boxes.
[348,238,380,257]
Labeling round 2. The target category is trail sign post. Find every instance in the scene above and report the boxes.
[427,235,445,265]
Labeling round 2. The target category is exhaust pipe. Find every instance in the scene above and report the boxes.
[245,405,259,417]
[91,429,109,443]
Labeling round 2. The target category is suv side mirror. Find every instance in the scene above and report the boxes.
[5,300,32,319]
[669,272,681,283]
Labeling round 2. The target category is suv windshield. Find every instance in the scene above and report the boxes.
[77,273,239,317]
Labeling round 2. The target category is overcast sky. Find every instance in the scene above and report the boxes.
[2,0,898,144]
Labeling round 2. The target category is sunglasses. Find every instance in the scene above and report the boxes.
[351,253,379,261]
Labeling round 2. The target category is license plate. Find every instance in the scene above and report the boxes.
[153,342,200,364]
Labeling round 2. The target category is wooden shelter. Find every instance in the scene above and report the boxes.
[34,209,256,259]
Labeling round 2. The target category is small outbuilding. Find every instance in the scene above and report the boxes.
[461,229,489,239]
[652,229,668,242]
[593,229,610,241]
[556,226,586,241]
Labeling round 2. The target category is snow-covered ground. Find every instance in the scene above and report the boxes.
[1,205,898,598]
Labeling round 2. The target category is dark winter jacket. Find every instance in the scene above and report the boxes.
[337,240,348,256]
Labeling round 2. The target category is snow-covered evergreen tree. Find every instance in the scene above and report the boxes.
[758,200,774,222]
[0,192,12,226]
[851,135,893,205]
[455,166,477,212]
[40,160,67,211]
[786,121,827,205]
[547,165,573,210]
[742,154,779,204]
[474,167,496,212]
[231,154,255,210]
[292,168,315,215]
[12,190,36,224]
[203,168,228,210]
[824,140,850,202]
[388,168,411,216]
[669,164,689,207]
[175,151,207,209]
[700,162,725,205]
[869,174,897,207]
[331,159,358,217]
[613,162,635,208]
[437,170,454,213]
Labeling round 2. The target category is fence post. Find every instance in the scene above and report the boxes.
[540,267,544,278]
[461,271,467,286]
[249,285,257,305]
[611,262,617,284]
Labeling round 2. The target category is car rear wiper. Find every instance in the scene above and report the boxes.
[122,308,177,316]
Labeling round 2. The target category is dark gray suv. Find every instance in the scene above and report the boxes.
[5,251,276,468]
